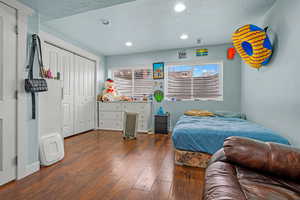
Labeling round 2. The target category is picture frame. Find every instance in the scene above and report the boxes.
[196,48,208,56]
[153,62,164,79]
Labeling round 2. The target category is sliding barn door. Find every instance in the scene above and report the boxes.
[74,55,95,134]
[0,3,17,185]
[43,43,75,138]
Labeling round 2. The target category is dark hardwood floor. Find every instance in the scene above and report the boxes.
[0,131,205,200]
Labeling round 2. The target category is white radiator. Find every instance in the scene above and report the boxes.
[123,112,139,140]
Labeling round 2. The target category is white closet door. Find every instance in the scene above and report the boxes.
[43,43,62,77]
[43,43,75,138]
[74,56,84,133]
[74,55,95,134]
[60,50,75,137]
[86,60,95,130]
[0,3,17,185]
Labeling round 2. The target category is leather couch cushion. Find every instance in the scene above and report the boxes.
[204,161,300,200]
[204,161,247,200]
[223,137,300,181]
[236,166,300,200]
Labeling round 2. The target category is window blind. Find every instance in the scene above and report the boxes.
[113,68,153,99]
[113,69,133,97]
[167,75,192,100]
[193,74,220,98]
[167,64,222,100]
[133,69,153,98]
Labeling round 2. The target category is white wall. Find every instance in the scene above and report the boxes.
[107,44,242,128]
[26,13,40,165]
[241,0,300,147]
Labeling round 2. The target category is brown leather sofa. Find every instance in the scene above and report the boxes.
[203,137,300,200]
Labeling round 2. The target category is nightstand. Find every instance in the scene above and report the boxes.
[154,114,170,134]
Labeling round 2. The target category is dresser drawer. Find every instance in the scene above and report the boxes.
[99,103,122,111]
[99,111,123,120]
[123,103,150,113]
[97,102,151,132]
[98,119,123,130]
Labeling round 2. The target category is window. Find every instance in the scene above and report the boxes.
[166,63,222,100]
[112,62,222,101]
[113,68,153,99]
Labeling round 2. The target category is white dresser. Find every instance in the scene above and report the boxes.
[97,102,152,132]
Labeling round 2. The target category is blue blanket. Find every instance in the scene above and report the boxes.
[172,115,290,154]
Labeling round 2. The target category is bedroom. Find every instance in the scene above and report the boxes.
[0,0,299,199]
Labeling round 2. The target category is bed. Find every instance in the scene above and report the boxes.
[172,115,290,168]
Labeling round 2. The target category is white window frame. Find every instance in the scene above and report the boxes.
[165,60,224,101]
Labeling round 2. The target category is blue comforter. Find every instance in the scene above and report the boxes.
[172,115,290,154]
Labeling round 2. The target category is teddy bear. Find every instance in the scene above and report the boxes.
[101,79,120,102]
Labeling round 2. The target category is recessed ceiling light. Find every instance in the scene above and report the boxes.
[180,34,189,40]
[125,41,133,47]
[174,2,186,13]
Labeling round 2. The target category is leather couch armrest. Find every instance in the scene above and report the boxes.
[223,136,300,181]
[208,148,227,166]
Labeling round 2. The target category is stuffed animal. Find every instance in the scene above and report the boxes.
[102,79,120,102]
[120,96,133,102]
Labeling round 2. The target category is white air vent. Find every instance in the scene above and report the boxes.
[39,133,64,166]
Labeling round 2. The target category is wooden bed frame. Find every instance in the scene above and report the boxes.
[174,149,212,168]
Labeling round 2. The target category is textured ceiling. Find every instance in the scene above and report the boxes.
[18,0,136,20]
[41,0,276,55]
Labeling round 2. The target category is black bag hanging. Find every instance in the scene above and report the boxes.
[25,34,48,119]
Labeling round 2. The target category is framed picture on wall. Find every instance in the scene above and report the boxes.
[153,62,164,79]
[196,48,208,56]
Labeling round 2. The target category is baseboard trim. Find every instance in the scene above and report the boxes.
[24,161,40,177]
